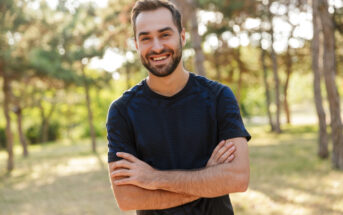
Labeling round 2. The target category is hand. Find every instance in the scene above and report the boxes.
[110,152,158,190]
[206,140,236,167]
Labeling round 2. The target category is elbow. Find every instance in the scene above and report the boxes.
[116,196,135,211]
[117,202,131,211]
[237,172,250,192]
[112,187,136,211]
[238,178,249,192]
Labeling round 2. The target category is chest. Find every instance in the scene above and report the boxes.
[127,94,218,169]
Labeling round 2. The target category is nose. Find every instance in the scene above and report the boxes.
[151,38,163,53]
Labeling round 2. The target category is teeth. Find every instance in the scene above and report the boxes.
[153,56,167,61]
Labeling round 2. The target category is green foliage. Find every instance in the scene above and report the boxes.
[47,121,61,142]
[81,124,105,139]
[0,127,6,150]
[26,125,40,144]
[28,48,79,85]
[26,122,61,144]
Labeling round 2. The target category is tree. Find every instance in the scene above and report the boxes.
[312,0,329,159]
[171,0,206,76]
[260,41,276,131]
[267,0,281,133]
[318,0,343,169]
[12,82,30,157]
[0,0,31,171]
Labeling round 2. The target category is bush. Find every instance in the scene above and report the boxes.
[47,121,61,141]
[0,127,6,149]
[82,124,105,138]
[26,125,40,144]
[26,121,61,144]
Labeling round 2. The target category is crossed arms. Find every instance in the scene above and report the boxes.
[108,137,249,211]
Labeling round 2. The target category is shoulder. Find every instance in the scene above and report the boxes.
[191,73,233,99]
[107,81,145,117]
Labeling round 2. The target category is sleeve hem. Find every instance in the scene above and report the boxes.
[108,152,121,163]
[220,131,251,142]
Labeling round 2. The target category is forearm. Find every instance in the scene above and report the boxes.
[110,180,199,211]
[153,139,249,197]
[110,138,249,201]
[154,163,248,198]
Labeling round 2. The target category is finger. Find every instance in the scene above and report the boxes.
[116,152,138,162]
[218,145,236,163]
[211,140,226,157]
[225,154,235,163]
[113,177,133,186]
[210,140,225,160]
[215,141,234,161]
[112,159,132,170]
[111,169,131,178]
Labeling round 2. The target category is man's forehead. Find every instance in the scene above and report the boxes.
[135,7,177,34]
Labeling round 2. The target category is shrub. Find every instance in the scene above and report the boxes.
[47,121,61,141]
[26,121,61,144]
[26,125,40,144]
[82,124,105,138]
[0,127,6,149]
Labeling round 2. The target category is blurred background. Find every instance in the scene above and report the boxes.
[0,0,343,214]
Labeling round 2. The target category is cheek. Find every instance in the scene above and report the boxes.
[137,45,149,56]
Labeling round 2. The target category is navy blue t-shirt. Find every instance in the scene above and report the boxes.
[106,73,251,215]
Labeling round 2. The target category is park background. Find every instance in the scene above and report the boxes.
[1,0,343,214]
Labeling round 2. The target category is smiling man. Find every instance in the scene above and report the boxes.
[106,0,251,214]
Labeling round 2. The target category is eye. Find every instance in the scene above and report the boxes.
[162,33,170,38]
[141,37,150,41]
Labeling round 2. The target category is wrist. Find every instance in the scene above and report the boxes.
[150,168,164,190]
[151,169,169,190]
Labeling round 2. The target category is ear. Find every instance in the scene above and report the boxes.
[134,39,138,50]
[181,28,186,47]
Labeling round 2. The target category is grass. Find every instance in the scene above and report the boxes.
[231,124,343,215]
[0,124,343,215]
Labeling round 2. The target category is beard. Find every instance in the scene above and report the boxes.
[140,40,182,77]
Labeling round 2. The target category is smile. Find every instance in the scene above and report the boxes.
[153,56,167,61]
[149,54,171,62]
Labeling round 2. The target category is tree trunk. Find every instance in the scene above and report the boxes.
[189,0,206,77]
[319,0,343,169]
[235,48,245,105]
[227,68,234,83]
[39,101,55,143]
[268,3,281,133]
[82,66,97,153]
[261,46,275,131]
[214,50,221,82]
[14,106,29,157]
[126,63,131,90]
[312,0,329,159]
[38,103,47,143]
[171,0,206,76]
[2,71,14,172]
[41,117,48,143]
[283,47,292,124]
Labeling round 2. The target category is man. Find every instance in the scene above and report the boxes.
[106,0,251,214]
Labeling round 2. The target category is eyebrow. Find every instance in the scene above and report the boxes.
[158,27,174,33]
[138,27,175,38]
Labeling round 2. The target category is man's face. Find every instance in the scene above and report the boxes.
[134,8,185,77]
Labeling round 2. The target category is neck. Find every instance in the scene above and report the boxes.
[146,63,189,97]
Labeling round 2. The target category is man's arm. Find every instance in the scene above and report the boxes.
[109,164,198,211]
[155,137,249,197]
[109,139,237,211]
[112,137,249,198]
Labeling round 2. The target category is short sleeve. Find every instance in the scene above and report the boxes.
[217,86,251,142]
[106,102,137,163]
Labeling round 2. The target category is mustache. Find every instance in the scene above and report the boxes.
[146,48,174,58]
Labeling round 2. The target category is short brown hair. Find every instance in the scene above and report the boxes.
[131,0,183,39]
